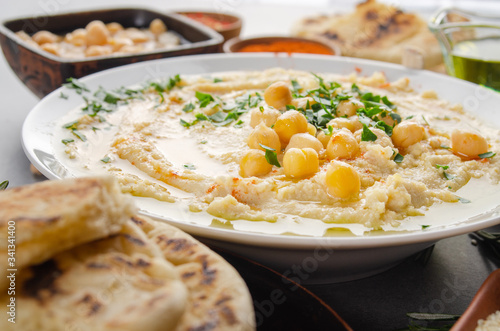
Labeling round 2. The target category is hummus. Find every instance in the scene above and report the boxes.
[58,68,500,235]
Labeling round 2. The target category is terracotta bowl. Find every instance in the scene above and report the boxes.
[223,35,341,56]
[451,269,500,330]
[0,8,224,98]
[177,11,242,42]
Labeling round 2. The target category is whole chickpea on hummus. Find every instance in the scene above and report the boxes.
[57,68,500,236]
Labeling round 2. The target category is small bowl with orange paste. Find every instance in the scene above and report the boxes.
[223,36,340,56]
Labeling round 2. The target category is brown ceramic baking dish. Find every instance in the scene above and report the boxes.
[450,268,500,330]
[0,8,224,98]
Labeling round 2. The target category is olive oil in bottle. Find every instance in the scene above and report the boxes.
[450,37,500,90]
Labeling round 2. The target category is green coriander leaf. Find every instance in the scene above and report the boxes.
[213,78,223,83]
[291,80,302,93]
[180,119,192,128]
[457,196,471,203]
[63,120,79,130]
[63,77,90,94]
[421,225,430,229]
[443,171,455,180]
[71,130,87,142]
[479,151,496,158]
[183,102,195,113]
[260,144,281,168]
[0,180,9,190]
[195,113,209,121]
[435,164,449,170]
[62,138,74,145]
[101,156,111,163]
[394,153,404,163]
[421,115,430,126]
[195,91,215,107]
[361,125,377,141]
[183,163,196,170]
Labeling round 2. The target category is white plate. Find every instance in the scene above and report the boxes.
[22,53,500,283]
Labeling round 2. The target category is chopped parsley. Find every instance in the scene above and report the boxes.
[182,102,195,113]
[457,196,471,204]
[183,163,196,170]
[0,180,8,190]
[63,77,89,94]
[101,156,111,163]
[393,153,404,163]
[195,91,215,108]
[435,164,449,170]
[61,138,74,145]
[479,151,496,159]
[260,144,281,168]
[361,125,378,142]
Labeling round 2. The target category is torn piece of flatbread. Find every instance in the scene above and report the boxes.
[292,0,443,69]
[0,176,136,290]
[132,215,256,331]
[0,221,188,331]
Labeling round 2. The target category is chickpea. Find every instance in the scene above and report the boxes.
[451,129,488,158]
[86,20,109,46]
[273,110,308,145]
[325,161,361,199]
[85,45,112,57]
[32,30,59,45]
[326,128,359,159]
[283,148,319,179]
[327,117,354,133]
[249,107,281,128]
[150,18,167,35]
[307,123,317,136]
[125,28,149,43]
[109,37,134,51]
[336,99,363,117]
[285,133,323,153]
[264,81,292,110]
[239,149,273,178]
[392,122,425,148]
[317,130,332,149]
[378,112,399,126]
[118,44,145,54]
[106,22,124,34]
[65,28,87,46]
[247,122,281,152]
[291,97,316,109]
[40,43,59,55]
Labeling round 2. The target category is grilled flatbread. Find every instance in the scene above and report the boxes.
[0,221,188,331]
[292,0,443,69]
[0,176,136,290]
[132,215,255,331]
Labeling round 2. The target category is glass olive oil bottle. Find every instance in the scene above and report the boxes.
[450,37,500,90]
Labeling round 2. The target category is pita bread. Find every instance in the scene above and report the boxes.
[132,216,255,331]
[0,176,136,290]
[292,0,443,69]
[0,221,188,331]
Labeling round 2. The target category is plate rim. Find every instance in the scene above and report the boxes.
[22,52,500,250]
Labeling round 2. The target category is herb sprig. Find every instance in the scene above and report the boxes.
[0,180,8,190]
[181,92,262,128]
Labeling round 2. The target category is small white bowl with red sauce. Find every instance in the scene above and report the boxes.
[223,35,340,56]
[177,11,242,42]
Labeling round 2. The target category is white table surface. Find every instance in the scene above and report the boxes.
[1,1,500,330]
